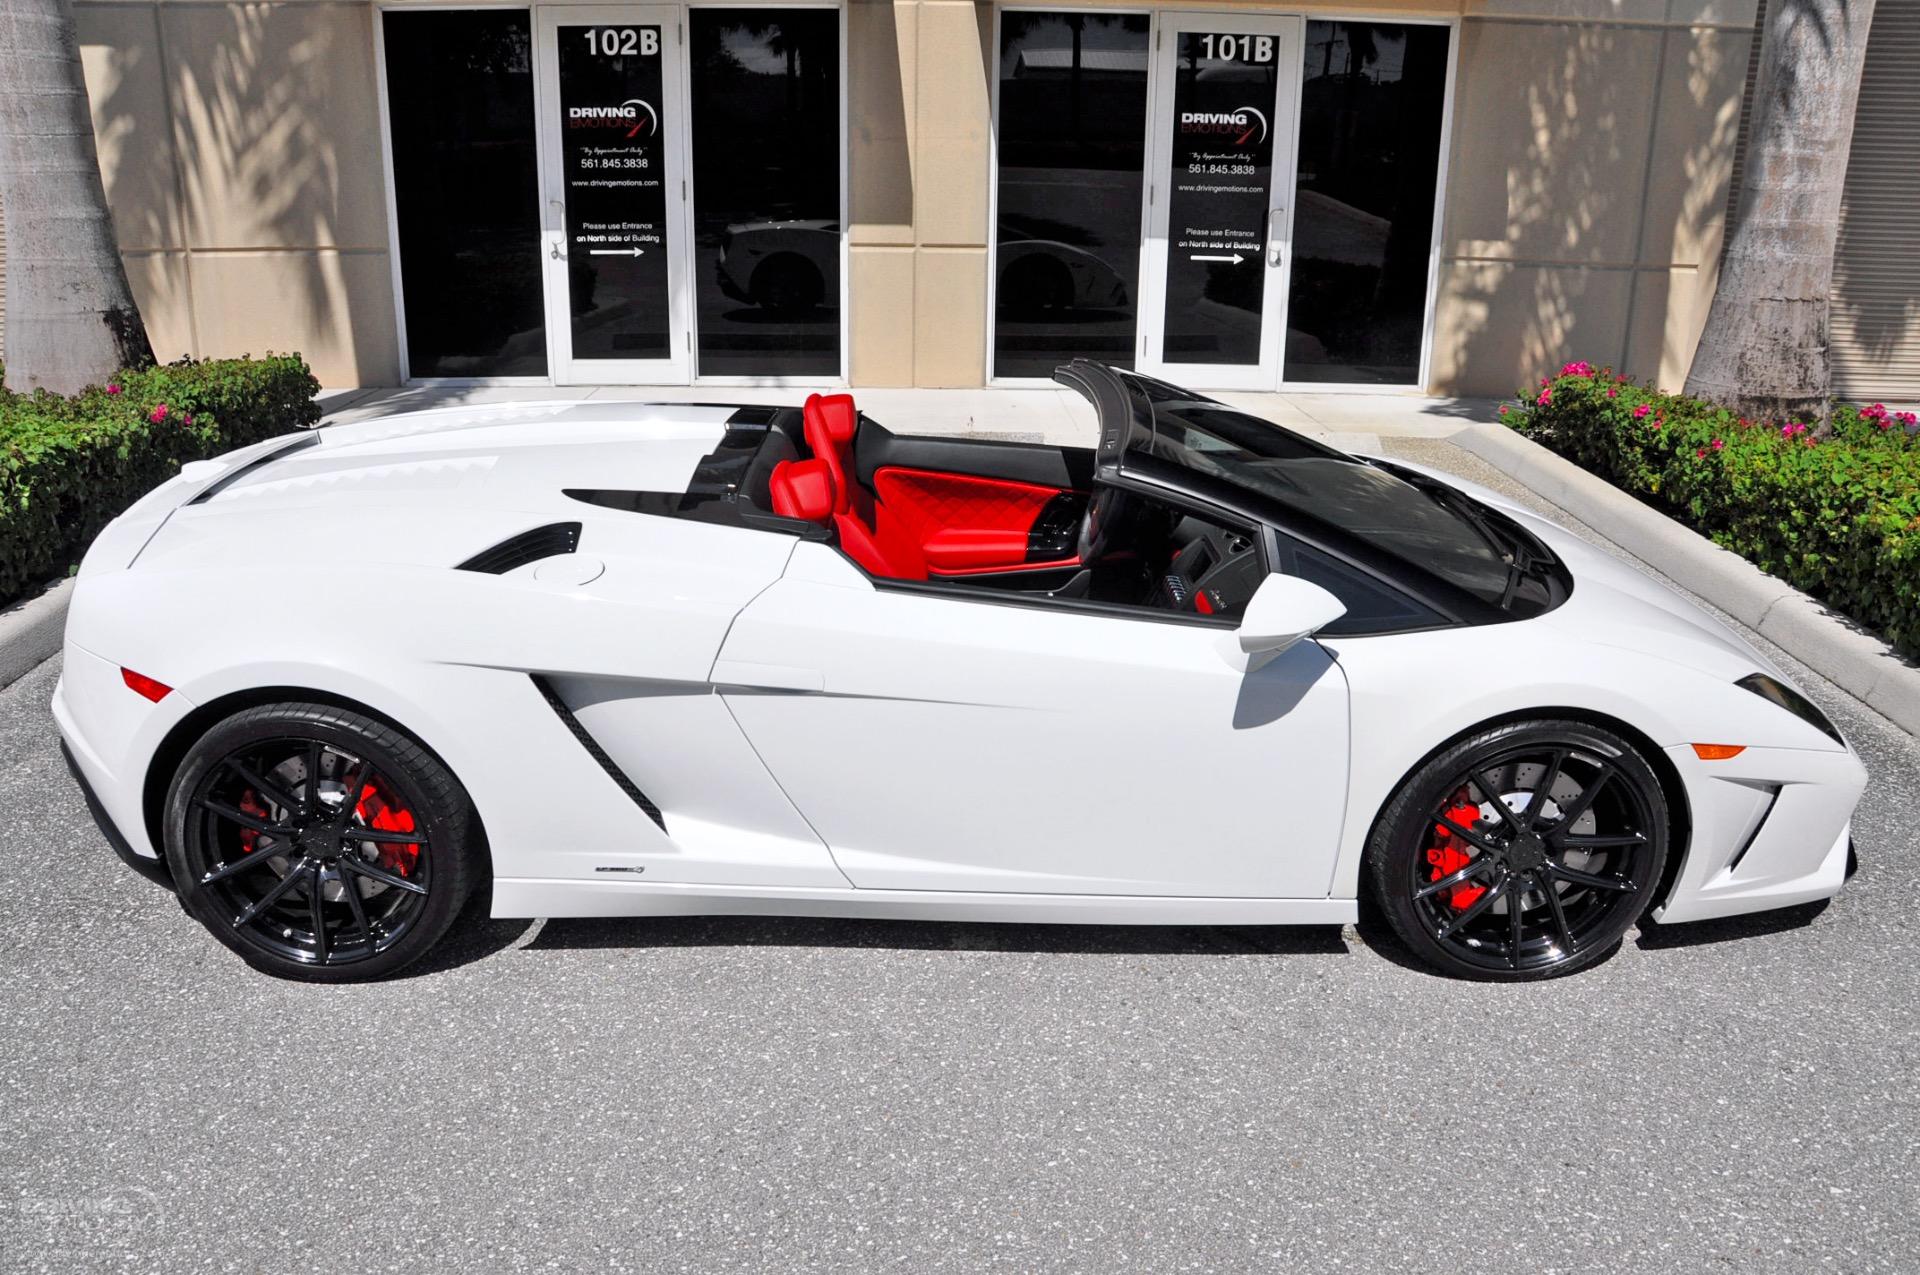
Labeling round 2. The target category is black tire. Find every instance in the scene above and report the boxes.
[162,702,484,982]
[1366,719,1669,982]
[750,255,824,315]
[998,255,1074,316]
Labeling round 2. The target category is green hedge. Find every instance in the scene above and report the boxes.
[1500,362,1920,660]
[0,355,321,605]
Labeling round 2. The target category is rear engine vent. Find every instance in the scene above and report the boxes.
[457,522,582,574]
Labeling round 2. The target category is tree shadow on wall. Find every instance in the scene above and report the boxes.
[84,3,395,382]
[1434,21,1751,398]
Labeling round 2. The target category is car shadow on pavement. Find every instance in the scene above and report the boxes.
[1634,900,1830,951]
[519,915,1352,959]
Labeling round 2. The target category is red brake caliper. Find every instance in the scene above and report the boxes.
[237,789,270,856]
[1427,793,1488,911]
[354,778,420,878]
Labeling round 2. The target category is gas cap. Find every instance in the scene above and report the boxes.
[532,556,605,586]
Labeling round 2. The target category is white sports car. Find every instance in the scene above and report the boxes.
[55,362,1865,982]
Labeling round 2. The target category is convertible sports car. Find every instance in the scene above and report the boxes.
[55,362,1865,982]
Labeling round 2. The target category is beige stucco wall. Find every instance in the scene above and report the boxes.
[1433,1,1758,395]
[65,0,1756,393]
[74,0,399,387]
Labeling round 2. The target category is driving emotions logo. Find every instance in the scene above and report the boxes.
[1179,106,1268,146]
[568,98,658,139]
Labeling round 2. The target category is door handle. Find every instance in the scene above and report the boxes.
[1267,207,1286,268]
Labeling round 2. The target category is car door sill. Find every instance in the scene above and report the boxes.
[491,878,1355,926]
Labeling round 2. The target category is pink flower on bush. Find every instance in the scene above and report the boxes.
[1560,360,1596,378]
[1632,404,1651,419]
[1898,411,1918,429]
[105,383,122,396]
[1782,422,1811,440]
[1498,405,1508,416]
[1536,388,1552,406]
[1607,388,1619,398]
[149,404,169,424]
[1696,447,1708,459]
[182,413,194,426]
[1862,403,1888,421]
[1712,438,1725,451]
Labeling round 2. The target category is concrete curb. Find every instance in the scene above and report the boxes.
[0,577,71,692]
[1455,421,1920,737]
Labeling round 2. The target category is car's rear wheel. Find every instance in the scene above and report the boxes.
[1367,719,1668,981]
[163,703,483,981]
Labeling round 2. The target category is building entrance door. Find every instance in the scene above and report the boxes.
[535,6,693,383]
[1136,15,1302,390]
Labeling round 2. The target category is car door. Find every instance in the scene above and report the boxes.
[712,541,1350,897]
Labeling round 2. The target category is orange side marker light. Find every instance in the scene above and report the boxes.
[1691,743,1745,761]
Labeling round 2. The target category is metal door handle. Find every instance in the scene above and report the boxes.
[1267,207,1286,267]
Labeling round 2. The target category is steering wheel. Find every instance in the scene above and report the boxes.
[1075,483,1146,565]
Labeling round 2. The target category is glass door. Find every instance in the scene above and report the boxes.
[536,6,691,383]
[1138,15,1301,390]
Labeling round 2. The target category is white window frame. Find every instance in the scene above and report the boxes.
[985,4,1460,396]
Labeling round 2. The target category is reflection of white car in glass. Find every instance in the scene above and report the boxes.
[714,219,837,315]
[996,235,1129,315]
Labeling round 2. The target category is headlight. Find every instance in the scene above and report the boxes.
[1736,672,1844,744]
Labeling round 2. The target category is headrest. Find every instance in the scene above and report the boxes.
[803,392,858,445]
[767,458,836,523]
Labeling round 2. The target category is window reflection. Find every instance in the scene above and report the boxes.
[1284,21,1450,384]
[690,10,841,378]
[994,13,1150,379]
[383,11,547,377]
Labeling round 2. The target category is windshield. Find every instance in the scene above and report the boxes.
[1120,377,1557,612]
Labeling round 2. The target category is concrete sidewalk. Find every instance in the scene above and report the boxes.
[318,383,1498,453]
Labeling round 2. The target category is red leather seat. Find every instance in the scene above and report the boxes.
[767,458,836,524]
[802,393,858,514]
[768,454,916,579]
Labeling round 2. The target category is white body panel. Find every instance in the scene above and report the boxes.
[716,542,1349,897]
[53,399,1866,940]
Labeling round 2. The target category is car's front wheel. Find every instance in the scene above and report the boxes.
[163,702,484,981]
[1367,719,1669,981]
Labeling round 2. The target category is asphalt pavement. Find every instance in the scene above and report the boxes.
[2,441,1916,1273]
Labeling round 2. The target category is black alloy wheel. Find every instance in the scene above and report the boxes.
[164,703,482,981]
[1368,720,1669,981]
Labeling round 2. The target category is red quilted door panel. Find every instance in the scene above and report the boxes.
[869,468,1072,574]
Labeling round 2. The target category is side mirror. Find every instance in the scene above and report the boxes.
[1235,573,1346,662]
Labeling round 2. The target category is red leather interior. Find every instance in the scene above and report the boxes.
[872,468,1068,575]
[803,393,858,514]
[921,528,1036,571]
[768,458,836,523]
[785,396,1078,581]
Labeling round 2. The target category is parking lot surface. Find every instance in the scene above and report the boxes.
[2,442,1915,1273]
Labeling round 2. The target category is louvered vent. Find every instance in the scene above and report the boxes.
[456,522,582,573]
[1832,4,1920,404]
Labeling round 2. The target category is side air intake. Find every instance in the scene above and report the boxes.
[456,522,582,574]
[529,676,668,832]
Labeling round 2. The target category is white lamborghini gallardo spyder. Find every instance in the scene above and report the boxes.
[55,362,1865,981]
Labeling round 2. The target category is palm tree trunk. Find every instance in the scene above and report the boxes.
[1685,0,1877,426]
[0,0,153,394]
